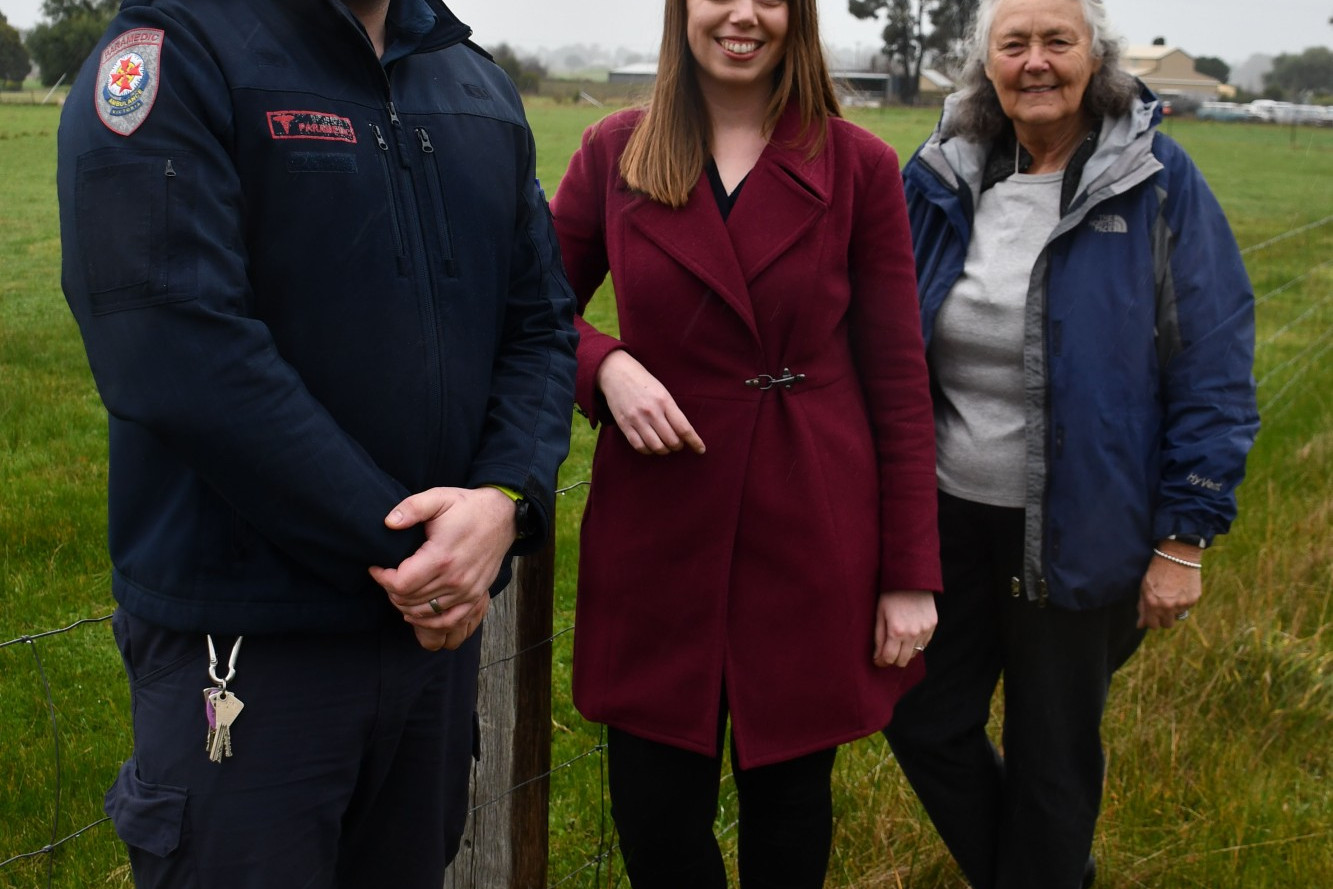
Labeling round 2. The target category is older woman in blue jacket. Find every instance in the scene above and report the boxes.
[883,0,1259,887]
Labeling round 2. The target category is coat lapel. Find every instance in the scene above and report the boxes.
[727,107,832,285]
[622,105,833,340]
[625,182,758,337]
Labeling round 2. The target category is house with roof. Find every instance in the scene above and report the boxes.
[918,68,956,101]
[1122,45,1224,102]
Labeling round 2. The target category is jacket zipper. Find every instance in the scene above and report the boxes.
[158,158,178,297]
[384,102,446,469]
[369,122,408,265]
[414,126,459,278]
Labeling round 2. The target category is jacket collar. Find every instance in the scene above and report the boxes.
[624,103,831,338]
[317,0,472,57]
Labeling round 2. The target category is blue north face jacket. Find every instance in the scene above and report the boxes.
[905,86,1259,610]
[58,0,577,634]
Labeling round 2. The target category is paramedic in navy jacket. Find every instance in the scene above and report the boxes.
[57,0,577,886]
[882,0,1259,887]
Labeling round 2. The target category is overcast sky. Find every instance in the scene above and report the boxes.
[2,0,1328,64]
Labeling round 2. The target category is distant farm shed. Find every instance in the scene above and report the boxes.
[1122,45,1223,102]
[608,63,659,86]
[918,68,955,99]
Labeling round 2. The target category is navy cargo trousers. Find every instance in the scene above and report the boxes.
[105,608,481,889]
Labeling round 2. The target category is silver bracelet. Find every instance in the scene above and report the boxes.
[1153,548,1202,570]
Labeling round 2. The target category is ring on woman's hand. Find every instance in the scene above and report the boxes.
[1175,610,1190,621]
[429,598,443,615]
[913,644,926,652]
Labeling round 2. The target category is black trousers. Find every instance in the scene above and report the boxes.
[105,609,480,889]
[607,724,837,889]
[885,492,1144,889]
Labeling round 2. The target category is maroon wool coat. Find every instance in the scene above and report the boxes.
[551,106,942,768]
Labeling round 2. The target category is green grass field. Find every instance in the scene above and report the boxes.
[2,100,1330,888]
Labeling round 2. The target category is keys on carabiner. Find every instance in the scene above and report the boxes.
[202,634,246,763]
[204,687,244,763]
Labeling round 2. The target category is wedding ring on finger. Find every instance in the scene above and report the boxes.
[1175,610,1190,621]
[913,644,926,653]
[428,597,443,615]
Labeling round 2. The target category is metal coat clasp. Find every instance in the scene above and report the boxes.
[744,368,806,391]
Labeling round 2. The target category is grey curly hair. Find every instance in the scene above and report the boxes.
[944,0,1140,141]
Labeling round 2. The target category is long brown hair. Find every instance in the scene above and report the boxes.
[620,0,842,208]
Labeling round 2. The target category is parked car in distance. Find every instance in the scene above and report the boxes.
[1197,101,1252,122]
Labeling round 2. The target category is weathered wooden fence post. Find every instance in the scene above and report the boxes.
[444,536,555,889]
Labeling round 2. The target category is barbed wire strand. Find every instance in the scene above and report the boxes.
[0,635,64,886]
[548,848,618,889]
[0,614,113,651]
[468,745,608,816]
[1257,335,1333,424]
[0,818,112,872]
[479,625,573,673]
[1253,259,1332,308]
[1240,214,1333,257]
[1257,289,1331,350]
[1257,321,1333,391]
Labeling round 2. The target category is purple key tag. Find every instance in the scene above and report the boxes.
[203,688,219,730]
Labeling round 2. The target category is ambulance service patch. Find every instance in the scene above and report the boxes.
[96,28,164,137]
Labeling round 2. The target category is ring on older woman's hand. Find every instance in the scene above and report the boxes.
[1175,610,1190,621]
[913,645,926,652]
[429,598,443,615]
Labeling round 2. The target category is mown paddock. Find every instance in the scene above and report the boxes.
[1,99,1330,888]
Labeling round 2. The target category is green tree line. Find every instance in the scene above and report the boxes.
[22,0,117,87]
[0,11,31,87]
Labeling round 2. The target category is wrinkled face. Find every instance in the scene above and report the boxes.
[685,0,789,96]
[984,0,1101,135]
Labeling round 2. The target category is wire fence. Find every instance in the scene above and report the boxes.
[1246,217,1333,423]
[0,616,114,883]
[1,216,1328,888]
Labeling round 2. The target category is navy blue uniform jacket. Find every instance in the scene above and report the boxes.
[58,0,578,634]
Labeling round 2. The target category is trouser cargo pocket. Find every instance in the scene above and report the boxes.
[104,757,188,859]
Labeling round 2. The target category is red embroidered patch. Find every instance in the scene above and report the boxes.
[266,111,357,143]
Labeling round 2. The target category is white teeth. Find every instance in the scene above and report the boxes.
[720,39,759,54]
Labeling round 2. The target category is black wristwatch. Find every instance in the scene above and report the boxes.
[1167,533,1209,549]
[514,496,538,540]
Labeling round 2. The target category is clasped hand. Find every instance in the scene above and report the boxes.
[370,486,517,651]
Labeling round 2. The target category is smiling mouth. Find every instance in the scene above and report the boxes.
[1022,85,1058,93]
[719,39,762,54]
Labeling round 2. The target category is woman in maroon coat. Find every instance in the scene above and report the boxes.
[551,0,940,884]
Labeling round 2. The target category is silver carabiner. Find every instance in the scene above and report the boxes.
[207,634,244,690]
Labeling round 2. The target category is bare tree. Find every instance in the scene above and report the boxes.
[848,0,977,103]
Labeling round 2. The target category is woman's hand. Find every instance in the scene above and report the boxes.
[597,350,706,456]
[1137,542,1203,630]
[874,589,937,668]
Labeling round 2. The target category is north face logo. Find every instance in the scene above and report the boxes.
[1088,214,1128,234]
